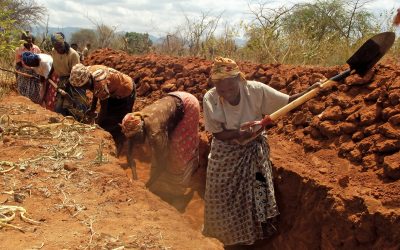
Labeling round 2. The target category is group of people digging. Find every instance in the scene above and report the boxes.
[14,31,322,249]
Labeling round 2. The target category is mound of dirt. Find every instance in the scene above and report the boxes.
[84,49,400,249]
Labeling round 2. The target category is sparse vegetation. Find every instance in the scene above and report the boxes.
[0,0,46,97]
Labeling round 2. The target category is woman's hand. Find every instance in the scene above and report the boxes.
[238,129,253,141]
[307,80,324,92]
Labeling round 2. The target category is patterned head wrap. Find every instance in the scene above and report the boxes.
[121,112,145,138]
[51,32,65,44]
[70,64,91,87]
[22,52,40,67]
[210,56,246,81]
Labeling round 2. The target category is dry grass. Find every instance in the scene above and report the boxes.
[0,56,16,99]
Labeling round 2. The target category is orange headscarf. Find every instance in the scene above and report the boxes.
[121,112,145,138]
[210,56,246,81]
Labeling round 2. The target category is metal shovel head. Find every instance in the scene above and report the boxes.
[346,32,395,76]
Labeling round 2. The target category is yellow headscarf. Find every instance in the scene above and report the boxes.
[210,56,246,81]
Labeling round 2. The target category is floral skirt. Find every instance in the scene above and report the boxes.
[203,135,279,246]
[16,66,41,104]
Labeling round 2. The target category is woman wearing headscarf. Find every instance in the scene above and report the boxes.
[51,32,88,117]
[69,63,136,154]
[121,91,200,210]
[14,31,42,104]
[202,57,320,248]
[21,52,53,106]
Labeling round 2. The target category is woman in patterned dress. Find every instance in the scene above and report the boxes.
[21,52,53,108]
[202,57,320,248]
[121,91,200,209]
[15,32,42,104]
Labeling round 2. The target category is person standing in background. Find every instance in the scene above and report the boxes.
[51,32,88,118]
[14,31,42,104]
[82,43,91,59]
[71,43,84,61]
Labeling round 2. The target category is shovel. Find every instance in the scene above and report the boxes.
[236,31,395,145]
[0,66,40,79]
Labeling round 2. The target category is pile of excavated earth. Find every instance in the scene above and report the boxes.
[0,49,398,249]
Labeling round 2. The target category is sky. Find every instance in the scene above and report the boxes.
[35,0,399,37]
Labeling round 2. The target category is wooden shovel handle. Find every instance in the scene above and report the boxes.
[270,69,352,121]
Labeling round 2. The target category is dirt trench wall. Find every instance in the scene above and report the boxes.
[265,157,400,250]
[85,49,400,249]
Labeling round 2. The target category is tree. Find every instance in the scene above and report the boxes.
[5,0,46,29]
[0,0,47,55]
[283,0,374,45]
[242,0,377,65]
[0,0,20,60]
[70,28,97,48]
[96,24,118,48]
[242,3,293,63]
[182,11,223,57]
[281,0,375,64]
[155,31,186,56]
[84,14,122,49]
[123,32,152,54]
[200,21,238,59]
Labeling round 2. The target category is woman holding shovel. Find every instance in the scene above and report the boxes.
[21,52,53,106]
[202,57,320,248]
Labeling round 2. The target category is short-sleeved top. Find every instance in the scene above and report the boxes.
[203,80,289,133]
[31,54,53,78]
[87,65,134,100]
[15,44,41,66]
[51,47,80,77]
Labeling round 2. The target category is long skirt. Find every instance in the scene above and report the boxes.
[203,135,279,246]
[16,65,41,104]
[42,74,58,111]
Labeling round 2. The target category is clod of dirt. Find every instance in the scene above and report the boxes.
[63,162,78,172]
[49,116,61,123]
[13,193,25,203]
[2,136,11,143]
[383,151,400,180]
[338,176,350,187]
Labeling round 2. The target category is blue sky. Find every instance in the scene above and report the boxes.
[36,0,399,37]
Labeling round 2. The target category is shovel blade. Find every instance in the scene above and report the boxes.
[346,32,395,76]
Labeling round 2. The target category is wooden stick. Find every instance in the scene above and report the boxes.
[0,66,39,79]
